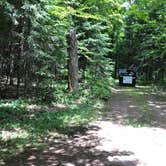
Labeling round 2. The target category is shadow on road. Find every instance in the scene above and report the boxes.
[4,125,139,166]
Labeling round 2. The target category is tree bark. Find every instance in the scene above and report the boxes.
[17,17,25,98]
[67,29,79,92]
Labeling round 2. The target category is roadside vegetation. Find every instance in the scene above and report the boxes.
[0,84,108,163]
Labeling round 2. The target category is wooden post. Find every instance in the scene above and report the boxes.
[67,29,79,92]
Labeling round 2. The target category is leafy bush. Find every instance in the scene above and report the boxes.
[0,100,27,120]
[88,79,111,99]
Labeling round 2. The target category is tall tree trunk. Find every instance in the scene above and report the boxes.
[17,19,25,98]
[67,29,79,92]
[16,48,21,98]
[9,45,14,86]
[114,54,119,79]
[24,17,31,96]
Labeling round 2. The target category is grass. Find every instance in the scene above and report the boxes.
[0,78,113,163]
[0,98,103,163]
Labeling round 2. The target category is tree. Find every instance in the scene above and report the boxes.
[67,29,79,92]
[0,0,124,99]
[119,0,166,83]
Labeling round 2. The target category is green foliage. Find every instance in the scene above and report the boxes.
[77,21,113,75]
[118,0,166,84]
[89,79,112,99]
[0,0,124,99]
[51,79,111,105]
[0,100,26,121]
[29,107,99,134]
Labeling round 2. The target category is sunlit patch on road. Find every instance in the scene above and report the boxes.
[95,121,166,166]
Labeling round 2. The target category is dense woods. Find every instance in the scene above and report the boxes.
[0,0,121,100]
[117,0,166,84]
[0,0,165,100]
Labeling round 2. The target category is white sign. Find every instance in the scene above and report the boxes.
[123,76,133,84]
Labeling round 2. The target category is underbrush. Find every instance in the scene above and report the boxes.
[52,79,112,104]
[0,100,102,163]
[0,78,112,163]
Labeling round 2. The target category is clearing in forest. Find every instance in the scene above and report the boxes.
[2,86,166,166]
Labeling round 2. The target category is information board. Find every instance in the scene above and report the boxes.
[123,76,133,84]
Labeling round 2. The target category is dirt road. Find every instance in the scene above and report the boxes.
[4,87,166,166]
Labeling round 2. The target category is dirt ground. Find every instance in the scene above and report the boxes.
[3,87,166,166]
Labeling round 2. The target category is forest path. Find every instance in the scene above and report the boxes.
[4,86,166,166]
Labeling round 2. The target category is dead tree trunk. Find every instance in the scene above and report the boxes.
[67,29,79,92]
